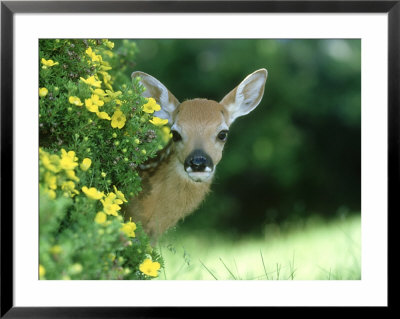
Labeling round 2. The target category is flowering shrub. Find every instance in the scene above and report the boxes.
[39,39,170,279]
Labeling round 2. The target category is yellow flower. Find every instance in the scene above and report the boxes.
[111,109,126,129]
[65,169,80,182]
[104,90,122,102]
[104,40,115,49]
[99,71,112,90]
[61,181,79,197]
[107,192,123,205]
[43,188,56,199]
[101,192,122,216]
[91,94,104,107]
[85,46,102,63]
[69,96,83,106]
[150,116,168,126]
[40,151,61,173]
[39,87,48,97]
[102,203,120,216]
[139,259,161,277]
[44,172,57,190]
[85,94,104,113]
[82,186,104,200]
[62,181,76,192]
[80,158,92,171]
[85,46,94,57]
[113,185,128,203]
[92,55,102,63]
[106,90,122,99]
[96,111,111,120]
[41,58,59,67]
[100,64,112,71]
[60,149,78,170]
[85,98,99,113]
[39,264,46,279]
[120,219,137,238]
[161,126,173,143]
[80,75,102,88]
[142,98,161,114]
[94,211,107,224]
[85,47,95,58]
[90,88,107,98]
[61,149,78,160]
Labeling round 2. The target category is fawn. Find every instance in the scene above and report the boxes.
[127,69,268,239]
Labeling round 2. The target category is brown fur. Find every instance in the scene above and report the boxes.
[127,99,224,238]
[127,69,267,240]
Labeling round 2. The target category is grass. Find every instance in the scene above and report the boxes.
[157,214,361,280]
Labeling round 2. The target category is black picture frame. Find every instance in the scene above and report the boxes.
[1,1,394,317]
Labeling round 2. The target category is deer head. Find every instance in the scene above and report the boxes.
[132,69,268,183]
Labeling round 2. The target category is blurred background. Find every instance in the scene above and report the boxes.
[114,39,361,279]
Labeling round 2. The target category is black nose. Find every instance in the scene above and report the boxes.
[184,150,213,172]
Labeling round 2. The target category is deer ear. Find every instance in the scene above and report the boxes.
[220,69,268,125]
[132,71,180,123]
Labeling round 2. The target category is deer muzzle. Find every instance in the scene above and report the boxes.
[184,150,214,182]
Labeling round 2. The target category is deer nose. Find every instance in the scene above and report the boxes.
[184,150,213,172]
[189,157,207,172]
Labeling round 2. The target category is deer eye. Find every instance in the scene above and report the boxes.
[171,130,182,142]
[217,130,228,142]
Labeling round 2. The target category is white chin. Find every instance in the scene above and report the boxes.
[187,171,213,182]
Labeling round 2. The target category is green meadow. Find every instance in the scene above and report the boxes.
[157,214,361,280]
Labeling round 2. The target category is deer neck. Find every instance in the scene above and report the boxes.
[129,141,212,238]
